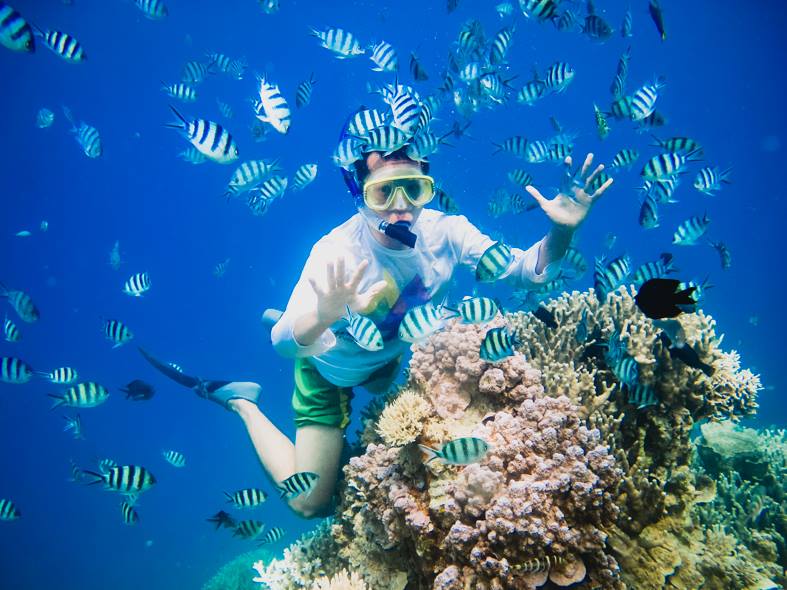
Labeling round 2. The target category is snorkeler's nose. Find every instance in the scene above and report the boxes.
[390,187,408,210]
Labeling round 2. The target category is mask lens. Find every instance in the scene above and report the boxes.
[364,175,435,210]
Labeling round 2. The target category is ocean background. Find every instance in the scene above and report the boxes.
[1,1,785,588]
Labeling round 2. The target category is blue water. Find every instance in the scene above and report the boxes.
[1,1,785,588]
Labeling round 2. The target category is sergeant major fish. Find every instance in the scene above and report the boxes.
[419,437,490,465]
[276,472,319,499]
[310,27,365,59]
[49,381,110,408]
[225,488,268,508]
[1,356,33,384]
[0,282,39,322]
[254,75,291,134]
[123,272,151,297]
[166,105,239,164]
[0,2,35,52]
[104,319,134,348]
[83,464,156,494]
[480,326,520,362]
[62,106,102,158]
[345,305,384,351]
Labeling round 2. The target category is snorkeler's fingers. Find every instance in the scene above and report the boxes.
[326,261,336,290]
[579,153,594,178]
[359,280,387,307]
[525,185,548,207]
[584,164,605,188]
[563,155,573,172]
[590,177,614,200]
[308,278,325,298]
[348,260,369,291]
[336,257,346,287]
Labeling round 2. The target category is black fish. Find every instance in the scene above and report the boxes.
[409,52,428,81]
[634,278,696,319]
[648,0,667,41]
[658,332,714,376]
[532,305,558,329]
[207,510,236,530]
[121,379,155,401]
[447,0,459,13]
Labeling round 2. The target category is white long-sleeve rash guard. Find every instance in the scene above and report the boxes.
[270,209,562,387]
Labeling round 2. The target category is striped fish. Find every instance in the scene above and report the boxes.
[609,96,634,120]
[409,52,428,81]
[629,78,666,121]
[359,125,410,155]
[0,498,20,521]
[610,72,626,100]
[390,89,421,134]
[134,0,167,19]
[247,192,272,217]
[333,137,364,170]
[459,62,481,83]
[225,487,268,508]
[516,79,546,105]
[254,75,291,134]
[526,140,551,164]
[62,107,102,158]
[613,355,639,387]
[0,2,34,52]
[178,147,206,164]
[554,9,578,32]
[226,57,247,80]
[507,169,534,188]
[445,296,499,324]
[85,465,156,493]
[167,106,239,164]
[513,555,566,573]
[399,302,445,342]
[162,450,186,468]
[627,383,657,409]
[3,316,20,342]
[369,40,398,72]
[251,175,288,201]
[419,437,490,465]
[36,108,54,128]
[621,7,633,37]
[233,520,265,539]
[405,131,451,162]
[489,26,514,65]
[562,247,588,277]
[582,14,613,41]
[480,327,520,362]
[709,241,731,270]
[161,82,197,102]
[291,164,317,191]
[633,253,675,285]
[41,366,79,384]
[310,27,364,59]
[543,62,574,94]
[216,99,233,119]
[435,187,460,214]
[98,458,117,475]
[276,471,319,500]
[638,195,659,229]
[213,258,230,278]
[493,136,528,158]
[103,318,134,348]
[121,501,139,525]
[594,255,631,300]
[641,177,680,204]
[476,241,513,283]
[345,305,383,351]
[0,356,33,384]
[258,526,285,545]
[123,272,151,297]
[651,136,703,157]
[641,150,701,181]
[295,73,316,108]
[49,382,110,409]
[347,108,386,137]
[693,167,732,195]
[635,111,667,132]
[63,414,83,439]
[672,214,710,246]
[610,148,639,169]
[226,159,281,195]
[36,29,86,62]
[205,52,232,73]
[181,60,212,84]
[519,0,559,20]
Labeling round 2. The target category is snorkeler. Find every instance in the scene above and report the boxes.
[152,107,613,519]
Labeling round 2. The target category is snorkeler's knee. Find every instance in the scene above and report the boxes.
[289,498,334,520]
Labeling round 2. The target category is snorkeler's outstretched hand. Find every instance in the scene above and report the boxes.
[525,152,614,229]
[308,258,387,324]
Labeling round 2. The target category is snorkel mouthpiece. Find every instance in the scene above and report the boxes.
[379,220,417,248]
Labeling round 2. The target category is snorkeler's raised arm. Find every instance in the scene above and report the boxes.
[271,252,385,358]
[526,153,614,272]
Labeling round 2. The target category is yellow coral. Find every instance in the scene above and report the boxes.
[376,388,432,446]
[311,569,369,590]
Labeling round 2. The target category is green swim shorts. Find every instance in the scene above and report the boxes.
[291,356,401,430]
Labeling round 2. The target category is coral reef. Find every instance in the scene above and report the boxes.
[311,569,369,590]
[203,548,271,590]
[244,287,772,590]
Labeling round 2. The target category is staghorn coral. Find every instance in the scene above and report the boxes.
[311,569,369,590]
[376,388,432,446]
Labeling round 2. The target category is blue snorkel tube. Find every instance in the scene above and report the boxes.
[338,107,419,249]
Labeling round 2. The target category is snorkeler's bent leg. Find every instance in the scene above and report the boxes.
[229,399,296,486]
[289,424,345,519]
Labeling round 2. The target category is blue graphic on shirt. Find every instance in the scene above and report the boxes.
[376,274,431,340]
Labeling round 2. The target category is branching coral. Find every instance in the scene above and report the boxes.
[311,569,369,590]
[376,388,432,446]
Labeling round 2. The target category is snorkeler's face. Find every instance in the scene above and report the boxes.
[362,158,428,226]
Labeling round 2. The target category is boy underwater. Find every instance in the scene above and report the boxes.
[141,111,613,519]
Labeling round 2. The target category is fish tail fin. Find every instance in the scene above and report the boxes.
[491,142,503,155]
[61,106,76,131]
[48,394,64,410]
[720,167,733,184]
[418,444,440,463]
[275,483,288,499]
[80,470,105,486]
[685,146,703,162]
[165,104,187,129]
[33,371,51,380]
[223,491,234,504]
